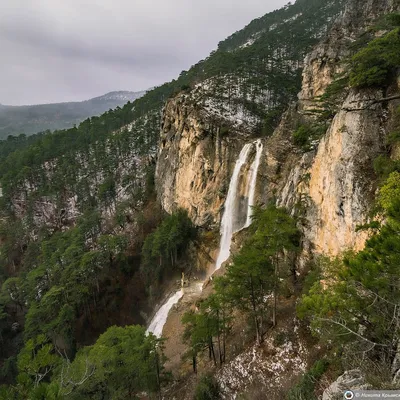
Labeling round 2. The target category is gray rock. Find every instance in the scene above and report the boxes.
[322,370,371,400]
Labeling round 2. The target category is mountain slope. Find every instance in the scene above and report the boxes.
[122,0,345,149]
[0,0,347,237]
[0,0,371,398]
[0,90,146,138]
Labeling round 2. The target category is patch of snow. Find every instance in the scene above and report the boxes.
[216,322,308,399]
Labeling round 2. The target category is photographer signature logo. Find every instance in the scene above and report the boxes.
[344,391,354,399]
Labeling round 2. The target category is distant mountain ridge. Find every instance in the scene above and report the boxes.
[0,90,146,138]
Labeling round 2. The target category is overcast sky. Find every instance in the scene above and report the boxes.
[1,0,288,105]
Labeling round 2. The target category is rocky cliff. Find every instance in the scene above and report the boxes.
[156,0,400,257]
[278,0,400,256]
[156,92,254,228]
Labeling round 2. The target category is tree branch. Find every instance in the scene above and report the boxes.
[316,317,388,347]
[342,93,400,112]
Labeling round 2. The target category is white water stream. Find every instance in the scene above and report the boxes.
[146,140,263,337]
[214,142,253,271]
[146,289,184,337]
[245,139,264,228]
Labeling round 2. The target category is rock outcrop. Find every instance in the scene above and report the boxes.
[300,0,399,108]
[278,87,391,255]
[322,370,371,400]
[277,0,400,256]
[155,94,253,228]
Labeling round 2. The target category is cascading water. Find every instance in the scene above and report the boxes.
[147,139,263,337]
[146,289,184,337]
[214,139,263,271]
[245,139,264,228]
[214,143,253,271]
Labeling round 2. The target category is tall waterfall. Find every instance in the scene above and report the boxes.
[146,289,184,337]
[214,139,263,271]
[147,139,263,337]
[245,139,264,228]
[214,143,252,271]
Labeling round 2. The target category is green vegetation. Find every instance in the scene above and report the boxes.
[374,106,400,181]
[0,325,167,399]
[298,170,400,386]
[0,91,144,138]
[218,0,345,52]
[140,209,197,286]
[292,123,328,152]
[287,359,329,400]
[297,12,400,153]
[1,213,128,344]
[293,72,349,152]
[194,374,221,400]
[261,105,287,137]
[183,205,299,373]
[183,291,232,373]
[350,27,400,88]
[338,12,400,89]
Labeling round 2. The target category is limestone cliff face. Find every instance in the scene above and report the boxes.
[155,94,253,228]
[277,0,400,256]
[278,90,390,256]
[300,0,399,107]
[155,0,400,258]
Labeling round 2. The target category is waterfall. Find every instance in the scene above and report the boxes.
[214,143,253,271]
[146,289,184,338]
[245,139,264,228]
[214,139,263,271]
[147,139,263,337]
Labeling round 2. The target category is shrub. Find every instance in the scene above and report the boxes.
[194,374,221,400]
[293,125,312,149]
[286,359,329,400]
[219,125,230,136]
[373,155,400,180]
[349,28,400,88]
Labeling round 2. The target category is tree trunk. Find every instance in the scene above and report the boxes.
[155,352,162,400]
[222,309,226,364]
[216,310,223,366]
[193,355,197,374]
[250,277,261,344]
[217,330,222,366]
[273,255,279,327]
[210,339,217,366]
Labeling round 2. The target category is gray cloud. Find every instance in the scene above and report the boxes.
[1,0,288,105]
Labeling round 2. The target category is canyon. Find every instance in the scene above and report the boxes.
[0,0,400,398]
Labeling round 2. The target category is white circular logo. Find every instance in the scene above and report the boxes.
[344,391,354,399]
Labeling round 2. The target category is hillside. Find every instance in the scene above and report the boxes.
[0,90,146,138]
[1,0,400,398]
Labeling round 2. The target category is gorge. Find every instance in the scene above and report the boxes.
[0,0,400,398]
[147,139,264,338]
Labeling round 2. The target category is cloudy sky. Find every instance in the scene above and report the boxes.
[1,0,288,105]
